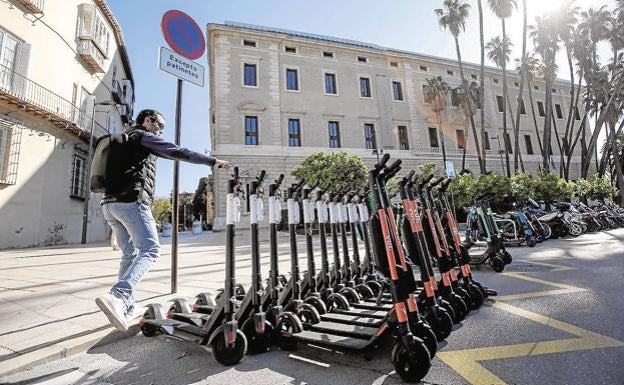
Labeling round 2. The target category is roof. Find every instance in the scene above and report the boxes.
[215,21,572,85]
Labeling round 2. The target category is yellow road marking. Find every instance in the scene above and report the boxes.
[437,260,624,385]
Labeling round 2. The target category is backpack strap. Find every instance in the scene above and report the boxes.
[126,128,149,204]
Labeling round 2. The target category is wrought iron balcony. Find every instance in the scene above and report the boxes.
[0,63,108,140]
[78,39,106,74]
[13,0,44,14]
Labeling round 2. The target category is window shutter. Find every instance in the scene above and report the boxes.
[13,43,31,97]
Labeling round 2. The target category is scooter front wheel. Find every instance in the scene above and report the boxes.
[211,329,247,366]
[241,318,274,355]
[304,296,327,315]
[411,320,437,358]
[297,303,321,325]
[391,337,431,383]
[425,307,453,341]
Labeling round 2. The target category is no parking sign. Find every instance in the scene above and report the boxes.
[161,10,205,60]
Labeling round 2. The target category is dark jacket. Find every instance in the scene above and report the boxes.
[101,126,216,206]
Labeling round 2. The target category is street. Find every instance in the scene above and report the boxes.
[1,229,623,384]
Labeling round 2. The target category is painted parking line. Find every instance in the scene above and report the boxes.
[437,261,624,385]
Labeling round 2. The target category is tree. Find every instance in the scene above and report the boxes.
[292,151,368,191]
[435,0,485,174]
[486,35,513,176]
[424,76,450,167]
[488,0,517,177]
[515,52,544,157]
[530,14,560,172]
[477,0,488,172]
[456,81,480,170]
[512,0,528,173]
[152,197,172,224]
[192,177,208,223]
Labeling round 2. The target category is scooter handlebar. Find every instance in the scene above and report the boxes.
[438,178,452,192]
[403,170,416,182]
[418,173,434,188]
[256,170,266,183]
[429,176,445,188]
[375,153,391,170]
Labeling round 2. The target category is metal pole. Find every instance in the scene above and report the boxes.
[172,78,183,293]
[81,100,97,244]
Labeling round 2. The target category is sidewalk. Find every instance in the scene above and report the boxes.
[0,228,316,376]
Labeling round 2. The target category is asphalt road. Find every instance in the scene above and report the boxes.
[2,229,624,385]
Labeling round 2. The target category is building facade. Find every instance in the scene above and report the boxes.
[0,0,135,248]
[207,22,585,228]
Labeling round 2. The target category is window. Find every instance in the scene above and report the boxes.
[243,63,257,86]
[108,115,118,134]
[359,77,372,98]
[419,65,428,71]
[423,85,433,104]
[364,123,376,149]
[483,132,491,150]
[70,152,86,199]
[447,70,454,76]
[574,106,581,120]
[390,61,398,67]
[475,85,483,109]
[0,126,9,180]
[245,116,258,145]
[534,85,539,90]
[471,74,478,80]
[493,78,499,84]
[357,56,367,63]
[323,51,334,58]
[0,29,20,89]
[518,98,526,114]
[555,104,563,119]
[451,88,461,107]
[288,119,301,147]
[513,81,519,87]
[398,126,409,150]
[392,81,403,101]
[456,130,466,149]
[284,46,296,53]
[496,95,504,112]
[324,73,337,94]
[243,39,256,47]
[504,133,513,154]
[537,101,545,117]
[524,135,534,155]
[552,88,557,94]
[428,127,439,148]
[328,121,341,148]
[286,68,299,91]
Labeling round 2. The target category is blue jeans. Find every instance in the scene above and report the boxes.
[102,202,160,311]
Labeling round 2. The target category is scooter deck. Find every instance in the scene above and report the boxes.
[307,321,379,339]
[293,330,372,350]
[331,308,388,319]
[170,312,209,327]
[144,318,205,339]
[352,301,393,311]
[316,314,384,329]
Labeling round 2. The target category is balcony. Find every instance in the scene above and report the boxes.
[0,63,108,140]
[14,0,44,13]
[111,80,121,103]
[78,39,106,74]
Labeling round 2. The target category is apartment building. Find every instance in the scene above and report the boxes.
[207,21,584,228]
[0,0,135,248]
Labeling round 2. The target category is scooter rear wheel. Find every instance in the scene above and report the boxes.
[304,296,327,315]
[466,283,484,309]
[490,256,505,272]
[297,303,321,325]
[391,338,431,383]
[339,287,361,304]
[365,280,383,296]
[447,294,468,323]
[277,312,303,351]
[325,293,350,311]
[211,329,247,366]
[355,284,375,299]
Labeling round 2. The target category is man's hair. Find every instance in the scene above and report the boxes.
[135,109,163,126]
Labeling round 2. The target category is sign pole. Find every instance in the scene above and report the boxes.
[171,78,183,294]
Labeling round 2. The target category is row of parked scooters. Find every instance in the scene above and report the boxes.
[138,154,496,382]
[463,193,624,273]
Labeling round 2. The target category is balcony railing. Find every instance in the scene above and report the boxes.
[14,0,44,13]
[78,39,106,74]
[0,63,108,139]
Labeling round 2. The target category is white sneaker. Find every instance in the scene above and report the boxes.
[96,293,129,332]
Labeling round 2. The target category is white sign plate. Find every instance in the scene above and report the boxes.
[158,46,204,87]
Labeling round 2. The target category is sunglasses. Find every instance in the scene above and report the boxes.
[152,120,164,130]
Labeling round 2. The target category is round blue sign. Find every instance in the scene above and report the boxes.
[161,10,205,60]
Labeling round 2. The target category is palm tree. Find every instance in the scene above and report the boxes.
[486,35,513,176]
[512,0,528,172]
[488,0,517,177]
[424,76,451,166]
[515,53,544,157]
[435,0,485,174]
[457,81,480,170]
[530,14,559,172]
[478,0,487,171]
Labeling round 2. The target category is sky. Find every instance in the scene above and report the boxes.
[107,0,615,198]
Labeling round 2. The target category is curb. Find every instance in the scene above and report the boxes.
[0,324,141,378]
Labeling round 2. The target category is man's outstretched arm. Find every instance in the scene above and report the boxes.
[140,132,216,166]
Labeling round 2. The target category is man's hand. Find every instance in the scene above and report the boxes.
[214,159,233,171]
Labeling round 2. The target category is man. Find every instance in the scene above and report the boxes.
[95,109,231,331]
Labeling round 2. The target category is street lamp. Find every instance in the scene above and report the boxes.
[81,98,117,244]
[491,134,505,175]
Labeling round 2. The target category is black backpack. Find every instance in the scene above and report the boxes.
[89,130,143,194]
